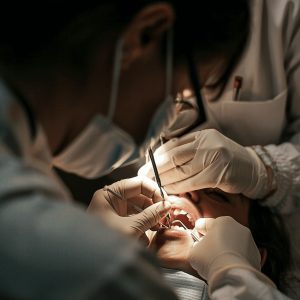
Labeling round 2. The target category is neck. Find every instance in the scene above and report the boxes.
[7,76,82,155]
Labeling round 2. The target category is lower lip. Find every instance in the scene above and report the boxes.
[157,227,190,239]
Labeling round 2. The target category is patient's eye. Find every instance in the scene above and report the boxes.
[204,188,229,203]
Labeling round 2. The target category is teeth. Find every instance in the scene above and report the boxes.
[173,209,181,215]
[187,213,194,223]
[173,208,188,216]
[171,208,195,227]
[186,214,195,226]
[171,224,186,231]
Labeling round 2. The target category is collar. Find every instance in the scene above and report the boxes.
[3,78,37,140]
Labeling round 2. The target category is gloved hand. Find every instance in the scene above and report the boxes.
[139,129,269,199]
[188,216,275,288]
[88,176,171,238]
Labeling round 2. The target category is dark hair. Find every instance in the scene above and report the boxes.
[0,0,250,88]
[249,202,293,292]
[170,0,250,96]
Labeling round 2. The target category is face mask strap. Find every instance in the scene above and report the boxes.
[165,29,174,101]
[108,38,124,122]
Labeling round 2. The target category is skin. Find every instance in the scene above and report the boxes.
[148,189,251,276]
[10,4,177,154]
[10,3,224,156]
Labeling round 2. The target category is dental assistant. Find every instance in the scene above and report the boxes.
[141,0,300,215]
[138,0,300,298]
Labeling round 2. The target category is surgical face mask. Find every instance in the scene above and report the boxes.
[53,31,177,179]
[52,38,136,178]
[52,115,136,178]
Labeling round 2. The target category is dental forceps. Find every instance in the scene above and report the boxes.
[148,147,172,228]
[172,220,201,242]
[104,186,169,229]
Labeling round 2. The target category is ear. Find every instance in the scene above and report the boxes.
[121,3,175,69]
[259,247,268,268]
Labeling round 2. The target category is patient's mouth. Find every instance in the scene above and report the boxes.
[163,196,201,231]
[170,208,195,229]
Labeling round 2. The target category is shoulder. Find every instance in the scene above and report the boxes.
[250,0,300,53]
[261,0,300,28]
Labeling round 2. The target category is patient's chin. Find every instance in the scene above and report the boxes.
[149,228,195,274]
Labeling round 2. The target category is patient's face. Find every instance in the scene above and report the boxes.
[149,189,250,275]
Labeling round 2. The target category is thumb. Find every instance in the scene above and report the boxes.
[195,218,215,236]
[131,201,171,233]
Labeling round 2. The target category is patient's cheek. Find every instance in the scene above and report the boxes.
[149,229,194,273]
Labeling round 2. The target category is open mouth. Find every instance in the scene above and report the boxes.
[163,196,201,231]
[169,208,195,230]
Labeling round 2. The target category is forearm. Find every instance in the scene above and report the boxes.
[0,196,177,300]
[254,142,300,214]
[209,268,292,300]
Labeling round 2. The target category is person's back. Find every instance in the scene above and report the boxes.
[0,81,177,299]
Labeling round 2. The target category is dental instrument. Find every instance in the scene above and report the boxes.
[148,147,172,228]
[172,220,201,242]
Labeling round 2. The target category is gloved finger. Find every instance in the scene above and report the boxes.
[160,161,230,194]
[138,132,198,178]
[159,160,201,187]
[126,195,153,214]
[89,188,125,214]
[130,201,171,234]
[110,176,163,202]
[155,131,198,156]
[127,188,170,212]
[138,141,196,179]
[194,218,216,236]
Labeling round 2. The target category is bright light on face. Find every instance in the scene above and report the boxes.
[182,89,193,98]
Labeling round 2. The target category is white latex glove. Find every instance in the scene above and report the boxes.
[189,216,275,288]
[88,176,171,237]
[139,129,268,199]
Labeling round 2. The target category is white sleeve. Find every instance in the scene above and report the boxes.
[209,269,292,300]
[256,0,300,214]
[0,157,177,300]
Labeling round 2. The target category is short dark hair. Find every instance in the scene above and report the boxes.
[0,0,250,88]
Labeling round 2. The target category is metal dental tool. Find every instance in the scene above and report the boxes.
[104,186,169,229]
[148,147,171,228]
[172,220,201,242]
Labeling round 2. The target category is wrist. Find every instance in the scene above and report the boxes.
[251,145,277,199]
[206,252,260,283]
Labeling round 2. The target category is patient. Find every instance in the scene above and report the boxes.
[148,189,292,296]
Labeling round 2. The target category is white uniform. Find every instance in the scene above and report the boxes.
[201,0,300,297]
[205,0,300,214]
[152,0,300,215]
[151,0,300,298]
[0,81,177,299]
